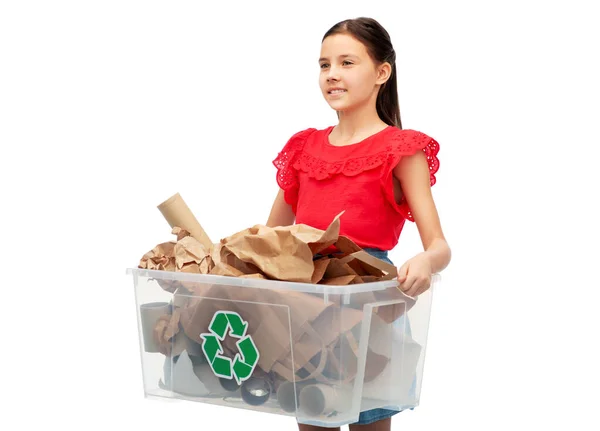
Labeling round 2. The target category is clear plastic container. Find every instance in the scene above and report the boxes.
[127,267,439,427]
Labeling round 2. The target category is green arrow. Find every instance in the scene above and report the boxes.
[200,310,258,384]
[200,334,220,363]
[226,312,248,338]
[237,336,258,365]
[232,355,253,384]
[210,312,229,339]
[212,356,232,378]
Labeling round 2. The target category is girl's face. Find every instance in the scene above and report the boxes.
[318,33,388,113]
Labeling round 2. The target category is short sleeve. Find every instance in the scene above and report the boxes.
[382,129,440,222]
[272,128,316,213]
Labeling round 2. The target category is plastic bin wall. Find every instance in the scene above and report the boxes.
[128,268,438,427]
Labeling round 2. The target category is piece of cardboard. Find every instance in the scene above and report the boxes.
[345,250,398,280]
[323,258,358,279]
[334,235,362,254]
[338,254,384,278]
[311,258,331,283]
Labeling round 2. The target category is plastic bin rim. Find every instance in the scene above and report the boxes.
[126,268,440,294]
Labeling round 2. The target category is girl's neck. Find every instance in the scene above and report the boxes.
[334,105,389,140]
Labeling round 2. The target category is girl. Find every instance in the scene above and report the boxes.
[267,17,451,431]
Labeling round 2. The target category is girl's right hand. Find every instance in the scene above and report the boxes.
[396,252,432,297]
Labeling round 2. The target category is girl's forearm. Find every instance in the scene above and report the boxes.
[422,237,451,274]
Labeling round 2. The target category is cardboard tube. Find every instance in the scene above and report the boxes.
[299,384,352,417]
[276,380,300,412]
[241,377,272,406]
[140,302,170,353]
[157,193,213,251]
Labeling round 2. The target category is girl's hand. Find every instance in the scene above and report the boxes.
[397,252,433,297]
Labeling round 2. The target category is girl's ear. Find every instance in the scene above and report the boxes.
[376,62,392,85]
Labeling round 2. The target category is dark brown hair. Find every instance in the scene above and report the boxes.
[322,17,402,129]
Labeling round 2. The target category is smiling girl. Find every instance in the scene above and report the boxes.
[268,17,451,431]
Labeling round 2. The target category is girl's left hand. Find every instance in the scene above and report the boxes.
[397,252,433,297]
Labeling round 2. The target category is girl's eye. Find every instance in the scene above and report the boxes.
[320,61,352,69]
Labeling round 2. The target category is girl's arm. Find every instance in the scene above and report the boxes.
[393,151,451,294]
[266,189,296,227]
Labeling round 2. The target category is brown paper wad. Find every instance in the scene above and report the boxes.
[219,212,344,282]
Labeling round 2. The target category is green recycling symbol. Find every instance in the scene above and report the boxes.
[199,311,260,385]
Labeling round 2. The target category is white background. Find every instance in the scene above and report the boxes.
[1,1,599,430]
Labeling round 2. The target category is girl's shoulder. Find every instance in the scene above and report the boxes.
[385,126,441,186]
[275,127,321,154]
[385,126,439,152]
[288,126,328,144]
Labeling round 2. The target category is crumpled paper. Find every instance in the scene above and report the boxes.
[140,227,210,268]
[217,212,341,283]
[138,213,399,286]
[137,211,407,384]
[139,227,212,292]
[152,308,181,356]
[138,241,176,272]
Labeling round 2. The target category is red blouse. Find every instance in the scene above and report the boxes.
[273,125,440,251]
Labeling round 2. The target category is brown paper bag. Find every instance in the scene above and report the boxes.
[336,235,362,252]
[311,258,331,283]
[218,212,344,283]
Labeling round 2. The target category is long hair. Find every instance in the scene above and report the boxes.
[322,17,402,129]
